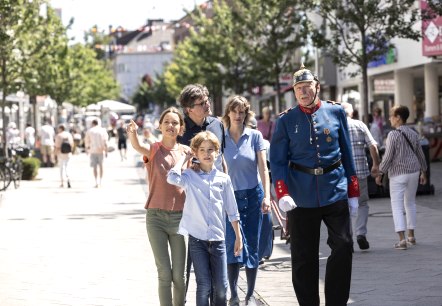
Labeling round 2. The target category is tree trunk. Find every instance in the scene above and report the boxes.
[1,58,9,157]
[362,63,369,125]
[274,64,282,114]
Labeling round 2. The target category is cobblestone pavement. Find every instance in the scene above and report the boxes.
[0,146,441,305]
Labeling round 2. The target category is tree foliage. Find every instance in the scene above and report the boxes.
[163,0,310,114]
[20,4,71,103]
[312,0,420,122]
[233,0,310,108]
[0,0,47,151]
[133,74,176,112]
[66,44,120,106]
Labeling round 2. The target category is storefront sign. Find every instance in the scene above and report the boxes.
[373,79,395,94]
[368,47,397,68]
[421,0,442,57]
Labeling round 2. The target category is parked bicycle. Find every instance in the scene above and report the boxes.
[0,145,26,191]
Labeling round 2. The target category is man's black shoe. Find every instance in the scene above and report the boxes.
[357,235,370,250]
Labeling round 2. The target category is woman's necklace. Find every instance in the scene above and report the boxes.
[304,113,313,144]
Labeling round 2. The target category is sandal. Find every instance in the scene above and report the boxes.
[407,237,416,245]
[394,240,407,250]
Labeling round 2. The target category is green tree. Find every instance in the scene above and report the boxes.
[133,74,176,112]
[234,0,310,110]
[424,0,442,16]
[0,0,47,154]
[19,3,72,126]
[66,43,120,107]
[312,0,420,123]
[163,36,206,100]
[164,0,311,114]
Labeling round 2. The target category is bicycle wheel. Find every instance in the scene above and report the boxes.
[0,164,12,191]
[13,159,23,189]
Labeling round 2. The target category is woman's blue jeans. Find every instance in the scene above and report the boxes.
[189,235,228,306]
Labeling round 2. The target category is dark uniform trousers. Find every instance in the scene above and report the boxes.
[288,200,353,306]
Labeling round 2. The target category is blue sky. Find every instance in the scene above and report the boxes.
[50,0,205,42]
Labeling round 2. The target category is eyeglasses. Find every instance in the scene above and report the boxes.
[192,99,211,108]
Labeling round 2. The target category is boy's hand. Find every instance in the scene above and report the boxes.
[234,238,243,257]
[184,151,194,162]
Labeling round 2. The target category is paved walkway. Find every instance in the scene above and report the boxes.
[0,146,442,305]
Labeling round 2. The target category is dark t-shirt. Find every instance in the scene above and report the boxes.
[178,116,225,150]
[178,115,225,170]
[117,127,127,140]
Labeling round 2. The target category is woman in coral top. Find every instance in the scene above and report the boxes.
[127,107,191,306]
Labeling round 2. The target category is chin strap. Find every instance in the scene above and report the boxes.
[348,175,360,198]
[305,80,319,107]
[275,179,289,200]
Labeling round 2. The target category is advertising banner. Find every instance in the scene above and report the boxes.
[422,0,442,57]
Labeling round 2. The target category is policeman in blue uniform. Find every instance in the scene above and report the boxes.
[270,64,360,306]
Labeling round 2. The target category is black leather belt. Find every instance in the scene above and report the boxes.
[289,160,342,175]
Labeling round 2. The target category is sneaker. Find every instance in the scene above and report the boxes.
[394,240,407,250]
[407,237,416,246]
[245,296,258,306]
[229,297,240,306]
[356,235,370,250]
[67,180,71,188]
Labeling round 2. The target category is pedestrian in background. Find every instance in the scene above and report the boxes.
[178,83,227,172]
[84,119,108,188]
[71,128,82,154]
[375,105,427,250]
[142,123,158,145]
[270,64,359,306]
[167,131,242,306]
[116,120,128,161]
[6,122,21,146]
[222,95,271,306]
[39,119,55,167]
[257,106,275,141]
[25,123,36,149]
[342,102,381,250]
[127,107,191,306]
[370,107,384,147]
[54,124,74,188]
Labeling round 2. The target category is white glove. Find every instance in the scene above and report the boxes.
[279,195,297,212]
[348,197,359,217]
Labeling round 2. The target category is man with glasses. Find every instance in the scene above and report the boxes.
[178,83,227,172]
[177,84,228,304]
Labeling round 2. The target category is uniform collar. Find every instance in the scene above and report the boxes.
[299,100,321,114]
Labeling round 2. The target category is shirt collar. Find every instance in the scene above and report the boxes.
[198,166,217,175]
[225,126,251,138]
[185,115,210,129]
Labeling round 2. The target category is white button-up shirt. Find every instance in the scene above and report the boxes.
[167,165,239,241]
